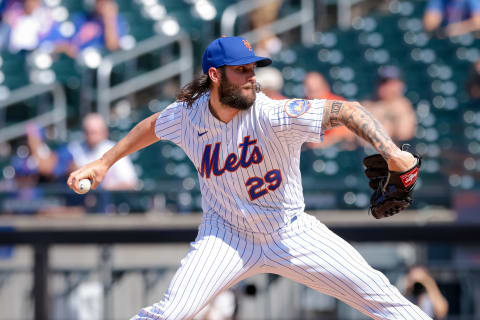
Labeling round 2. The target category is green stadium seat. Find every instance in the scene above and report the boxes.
[1,53,28,89]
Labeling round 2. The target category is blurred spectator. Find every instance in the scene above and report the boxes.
[23,125,85,215]
[3,153,43,214]
[56,0,127,58]
[423,0,480,37]
[304,72,343,101]
[467,59,480,100]
[402,266,449,319]
[3,0,59,52]
[26,123,73,180]
[255,66,285,100]
[0,0,11,50]
[67,113,138,190]
[1,140,80,215]
[303,72,356,149]
[28,114,138,190]
[363,66,417,143]
[250,0,282,57]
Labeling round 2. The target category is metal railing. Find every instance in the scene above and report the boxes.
[221,0,315,45]
[97,32,194,124]
[0,83,67,144]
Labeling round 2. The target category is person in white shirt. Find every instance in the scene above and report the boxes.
[26,113,137,190]
[67,113,138,190]
[3,0,56,52]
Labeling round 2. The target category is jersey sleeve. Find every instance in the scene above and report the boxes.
[267,98,325,144]
[154,102,183,146]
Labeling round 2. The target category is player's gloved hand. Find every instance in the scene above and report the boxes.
[67,158,109,193]
[363,151,421,219]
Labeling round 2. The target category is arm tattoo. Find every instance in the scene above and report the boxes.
[323,100,397,159]
[330,101,343,127]
[345,102,397,159]
[321,100,343,131]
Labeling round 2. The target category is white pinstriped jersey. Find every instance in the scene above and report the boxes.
[155,92,325,233]
[135,92,432,320]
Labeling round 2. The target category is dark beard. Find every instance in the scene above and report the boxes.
[218,77,260,111]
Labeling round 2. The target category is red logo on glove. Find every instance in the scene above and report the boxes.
[400,167,418,187]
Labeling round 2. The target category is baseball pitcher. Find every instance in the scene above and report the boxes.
[68,36,428,320]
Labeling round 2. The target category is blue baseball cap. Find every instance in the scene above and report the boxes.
[202,36,272,73]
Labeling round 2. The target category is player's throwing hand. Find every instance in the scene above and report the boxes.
[67,158,109,194]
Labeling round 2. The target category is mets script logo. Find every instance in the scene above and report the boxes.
[400,167,418,187]
[284,99,311,118]
[198,136,263,179]
[242,39,252,51]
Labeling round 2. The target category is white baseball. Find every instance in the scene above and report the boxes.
[77,179,91,194]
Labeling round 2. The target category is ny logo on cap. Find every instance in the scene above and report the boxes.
[242,39,252,51]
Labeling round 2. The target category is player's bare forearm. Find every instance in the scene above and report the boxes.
[322,100,399,160]
[101,112,160,168]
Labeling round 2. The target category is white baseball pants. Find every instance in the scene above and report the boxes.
[131,214,432,320]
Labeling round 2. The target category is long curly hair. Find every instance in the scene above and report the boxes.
[177,68,227,108]
[176,74,212,108]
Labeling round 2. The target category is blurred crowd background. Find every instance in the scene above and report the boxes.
[0,0,479,217]
[0,0,479,318]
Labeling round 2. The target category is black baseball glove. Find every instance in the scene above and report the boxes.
[363,153,421,219]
